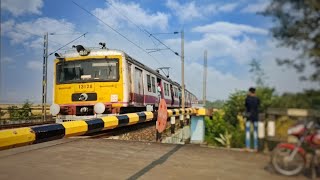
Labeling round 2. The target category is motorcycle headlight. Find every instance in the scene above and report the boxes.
[94,102,105,114]
[50,104,60,116]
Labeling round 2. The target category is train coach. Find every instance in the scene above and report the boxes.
[50,44,198,122]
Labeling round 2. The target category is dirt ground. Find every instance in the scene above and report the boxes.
[0,139,307,180]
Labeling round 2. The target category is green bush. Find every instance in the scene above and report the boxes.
[205,111,228,146]
[223,90,247,127]
[8,100,32,120]
[256,87,276,112]
[230,129,245,148]
[0,108,6,119]
[205,111,245,148]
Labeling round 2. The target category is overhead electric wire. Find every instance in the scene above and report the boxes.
[104,0,180,57]
[104,0,185,80]
[72,1,167,75]
[104,0,150,37]
[49,32,88,56]
[49,32,84,35]
[14,26,62,46]
[72,1,165,68]
[73,1,191,86]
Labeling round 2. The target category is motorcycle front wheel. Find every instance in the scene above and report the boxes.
[271,145,305,176]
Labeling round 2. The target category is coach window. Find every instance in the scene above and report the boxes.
[151,76,156,93]
[174,87,178,97]
[147,74,151,92]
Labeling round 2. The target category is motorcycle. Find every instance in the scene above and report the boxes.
[271,119,320,178]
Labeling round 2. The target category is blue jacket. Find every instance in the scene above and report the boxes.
[245,95,260,122]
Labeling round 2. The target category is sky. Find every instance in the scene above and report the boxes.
[0,0,319,104]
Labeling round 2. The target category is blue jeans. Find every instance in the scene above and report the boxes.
[246,121,258,150]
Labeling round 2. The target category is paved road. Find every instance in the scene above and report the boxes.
[0,139,306,180]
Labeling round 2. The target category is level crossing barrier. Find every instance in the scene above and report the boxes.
[0,108,200,150]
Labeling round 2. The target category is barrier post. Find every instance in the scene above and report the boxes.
[265,114,276,152]
[170,116,175,134]
[186,114,190,125]
[190,108,208,144]
[179,114,184,128]
[258,113,265,152]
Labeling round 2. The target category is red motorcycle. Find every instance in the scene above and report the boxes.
[271,119,320,178]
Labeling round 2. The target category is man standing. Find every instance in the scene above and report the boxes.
[178,88,182,107]
[170,86,174,106]
[157,82,162,103]
[245,87,260,152]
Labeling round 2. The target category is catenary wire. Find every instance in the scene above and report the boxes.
[72,1,166,68]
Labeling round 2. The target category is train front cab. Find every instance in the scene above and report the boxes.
[51,52,126,122]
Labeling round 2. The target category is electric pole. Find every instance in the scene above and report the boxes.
[181,30,185,115]
[203,50,207,106]
[42,32,48,121]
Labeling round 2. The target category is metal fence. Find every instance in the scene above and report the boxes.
[262,108,320,151]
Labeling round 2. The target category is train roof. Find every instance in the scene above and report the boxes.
[59,47,196,96]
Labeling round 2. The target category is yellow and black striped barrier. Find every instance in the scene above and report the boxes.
[167,108,196,117]
[0,108,200,150]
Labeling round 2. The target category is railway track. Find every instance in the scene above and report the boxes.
[86,120,156,139]
[87,116,184,142]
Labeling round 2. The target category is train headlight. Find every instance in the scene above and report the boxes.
[50,104,60,116]
[94,102,105,114]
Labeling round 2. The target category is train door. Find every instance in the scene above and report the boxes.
[156,78,163,99]
[134,67,144,105]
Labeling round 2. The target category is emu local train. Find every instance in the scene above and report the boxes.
[50,44,198,122]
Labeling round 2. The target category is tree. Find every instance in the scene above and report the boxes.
[249,59,267,87]
[263,0,320,82]
[256,87,276,112]
[205,100,225,109]
[223,90,247,127]
[7,100,32,120]
[7,106,20,120]
[272,89,320,109]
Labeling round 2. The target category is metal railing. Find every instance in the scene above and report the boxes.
[262,108,320,151]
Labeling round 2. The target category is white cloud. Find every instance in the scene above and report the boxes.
[2,17,77,50]
[180,38,319,100]
[184,62,252,100]
[1,20,15,35]
[26,60,42,70]
[166,0,203,21]
[218,3,238,12]
[195,34,258,64]
[1,0,43,16]
[165,0,238,22]
[92,1,169,30]
[259,40,319,93]
[165,22,267,65]
[192,21,268,37]
[241,1,269,13]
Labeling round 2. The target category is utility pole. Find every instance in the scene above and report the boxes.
[42,32,48,121]
[203,50,207,107]
[181,30,185,116]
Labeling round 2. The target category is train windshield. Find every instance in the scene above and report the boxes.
[56,58,119,84]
